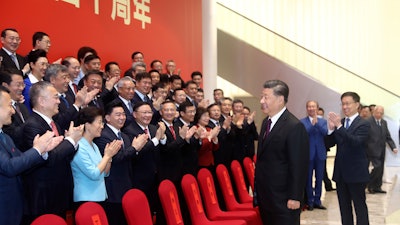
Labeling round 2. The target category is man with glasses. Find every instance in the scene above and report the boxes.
[0,28,29,75]
[327,92,370,225]
[122,101,166,221]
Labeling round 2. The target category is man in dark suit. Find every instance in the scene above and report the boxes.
[184,80,198,107]
[0,70,30,148]
[122,101,166,218]
[0,28,29,75]
[45,64,96,131]
[327,91,370,225]
[20,81,83,224]
[255,80,309,225]
[94,101,147,225]
[111,76,136,128]
[61,56,81,101]
[0,86,63,225]
[300,100,328,210]
[366,105,397,194]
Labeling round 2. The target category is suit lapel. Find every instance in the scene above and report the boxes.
[258,110,288,157]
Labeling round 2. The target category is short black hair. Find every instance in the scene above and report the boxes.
[193,107,208,124]
[84,70,104,80]
[131,51,144,60]
[191,71,202,79]
[105,61,119,72]
[178,101,194,113]
[76,106,103,126]
[27,49,47,64]
[150,59,162,68]
[77,46,97,61]
[104,101,124,116]
[263,80,289,103]
[84,54,100,64]
[132,101,151,112]
[341,91,360,103]
[1,28,18,38]
[32,31,49,48]
[135,72,151,82]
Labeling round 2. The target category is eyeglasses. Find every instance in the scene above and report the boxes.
[136,111,153,115]
[341,102,355,107]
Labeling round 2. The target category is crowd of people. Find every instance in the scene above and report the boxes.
[0,28,258,225]
[0,27,397,225]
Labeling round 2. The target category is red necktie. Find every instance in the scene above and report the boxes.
[50,121,60,137]
[169,125,176,140]
[144,128,149,138]
[72,83,78,95]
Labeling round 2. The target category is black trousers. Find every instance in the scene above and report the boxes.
[368,155,384,190]
[336,182,369,225]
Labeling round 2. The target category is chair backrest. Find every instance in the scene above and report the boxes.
[216,164,242,210]
[243,157,255,190]
[181,174,210,225]
[158,179,185,225]
[230,160,253,203]
[31,214,67,225]
[75,202,109,225]
[122,189,153,225]
[196,168,224,217]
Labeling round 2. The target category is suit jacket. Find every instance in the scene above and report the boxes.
[0,48,27,74]
[255,109,309,213]
[53,94,79,132]
[3,102,30,149]
[329,115,370,183]
[175,118,201,176]
[122,120,160,210]
[300,117,328,160]
[21,112,76,217]
[0,132,45,225]
[93,124,139,203]
[111,97,135,128]
[71,138,107,202]
[65,85,76,103]
[22,77,34,112]
[366,117,396,158]
[158,121,186,184]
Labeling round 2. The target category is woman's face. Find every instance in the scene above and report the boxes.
[85,115,104,138]
[198,112,210,127]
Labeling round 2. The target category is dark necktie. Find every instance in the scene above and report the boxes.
[60,94,70,109]
[128,102,133,113]
[215,121,220,126]
[143,95,150,103]
[377,120,381,126]
[93,98,100,108]
[144,128,149,138]
[345,118,350,129]
[13,102,25,123]
[263,119,272,140]
[50,121,60,137]
[117,131,125,149]
[169,125,176,140]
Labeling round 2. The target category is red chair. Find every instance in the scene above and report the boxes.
[243,157,255,190]
[197,168,262,225]
[31,214,67,225]
[75,202,109,225]
[122,189,153,225]
[230,160,253,203]
[181,174,246,225]
[158,179,185,225]
[216,164,256,212]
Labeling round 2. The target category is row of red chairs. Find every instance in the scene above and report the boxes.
[31,157,257,225]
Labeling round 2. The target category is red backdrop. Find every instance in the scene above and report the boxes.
[0,0,202,81]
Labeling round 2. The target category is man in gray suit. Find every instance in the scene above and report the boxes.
[366,105,397,194]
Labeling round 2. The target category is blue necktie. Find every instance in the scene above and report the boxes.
[60,94,70,109]
[143,95,150,103]
[118,131,124,149]
[345,118,350,129]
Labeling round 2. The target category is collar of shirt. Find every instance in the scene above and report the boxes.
[137,123,150,135]
[58,93,66,98]
[32,109,53,126]
[2,47,14,56]
[119,95,131,106]
[162,119,173,127]
[186,95,194,102]
[28,73,41,83]
[346,113,359,127]
[179,117,189,126]
[269,107,286,130]
[308,116,315,123]
[134,90,149,101]
[106,123,120,137]
[209,118,219,126]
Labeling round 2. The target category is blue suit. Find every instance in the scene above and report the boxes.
[22,77,33,112]
[0,132,45,225]
[71,137,108,202]
[300,117,327,207]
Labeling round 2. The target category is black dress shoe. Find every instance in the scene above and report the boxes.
[314,204,327,210]
[368,188,375,194]
[307,205,314,211]
[326,188,336,191]
[374,189,387,194]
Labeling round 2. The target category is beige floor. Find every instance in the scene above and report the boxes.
[300,157,399,225]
